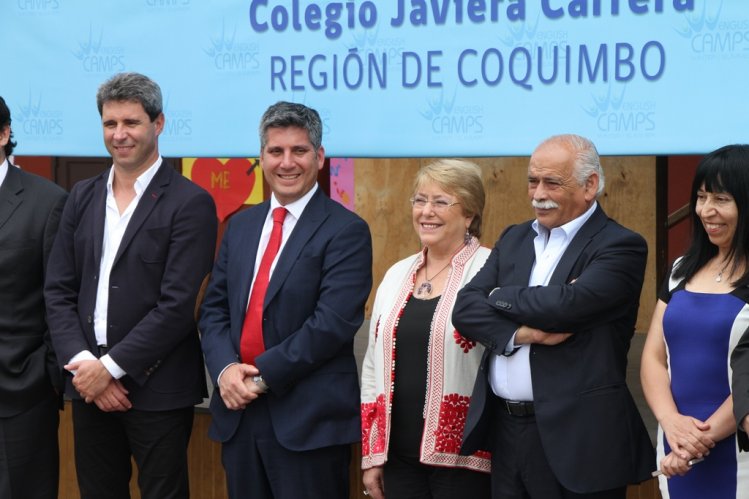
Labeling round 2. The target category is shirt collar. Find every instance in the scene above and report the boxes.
[532,201,598,240]
[270,183,318,221]
[106,156,163,196]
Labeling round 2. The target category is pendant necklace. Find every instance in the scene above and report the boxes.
[415,241,468,296]
[716,265,729,282]
[714,258,731,282]
[416,259,452,297]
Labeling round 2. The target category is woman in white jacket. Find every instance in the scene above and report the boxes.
[360,160,491,498]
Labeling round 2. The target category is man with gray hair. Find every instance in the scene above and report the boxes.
[200,101,372,498]
[45,72,217,498]
[453,134,655,498]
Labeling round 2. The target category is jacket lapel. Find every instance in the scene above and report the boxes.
[548,204,607,285]
[0,165,22,232]
[264,189,328,307]
[112,163,170,267]
[91,171,109,266]
[513,225,537,284]
[235,202,269,315]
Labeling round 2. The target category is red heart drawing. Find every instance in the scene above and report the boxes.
[191,158,258,221]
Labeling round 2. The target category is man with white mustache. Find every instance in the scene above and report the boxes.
[453,134,655,498]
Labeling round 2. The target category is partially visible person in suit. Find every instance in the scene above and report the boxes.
[199,101,373,499]
[734,328,749,454]
[360,159,491,499]
[642,144,749,498]
[0,95,67,498]
[452,134,654,499]
[44,72,217,499]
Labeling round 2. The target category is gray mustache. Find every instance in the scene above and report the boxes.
[532,200,559,210]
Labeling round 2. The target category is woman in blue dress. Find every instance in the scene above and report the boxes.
[641,144,749,498]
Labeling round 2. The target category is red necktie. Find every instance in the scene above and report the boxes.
[240,207,287,365]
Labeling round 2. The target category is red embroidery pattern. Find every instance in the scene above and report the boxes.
[434,393,471,453]
[453,330,476,353]
[361,394,386,455]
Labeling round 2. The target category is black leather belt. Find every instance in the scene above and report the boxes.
[497,397,534,417]
[97,345,109,356]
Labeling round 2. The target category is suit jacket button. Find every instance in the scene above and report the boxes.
[87,315,92,324]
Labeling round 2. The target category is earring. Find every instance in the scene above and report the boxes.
[464,229,472,244]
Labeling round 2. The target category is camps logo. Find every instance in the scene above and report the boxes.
[205,20,260,73]
[15,0,60,13]
[677,0,749,59]
[144,0,190,10]
[583,84,656,137]
[73,25,126,73]
[349,27,406,72]
[15,92,64,140]
[498,13,570,70]
[162,98,193,140]
[421,90,484,138]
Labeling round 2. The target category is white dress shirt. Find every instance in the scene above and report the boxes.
[247,183,318,305]
[489,201,598,401]
[67,158,162,378]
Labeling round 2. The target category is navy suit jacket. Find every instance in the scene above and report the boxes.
[732,326,749,451]
[453,205,655,493]
[0,165,67,416]
[200,188,373,451]
[44,162,217,410]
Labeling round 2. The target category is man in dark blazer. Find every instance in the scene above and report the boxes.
[732,327,749,451]
[44,73,217,499]
[200,101,373,499]
[0,96,67,498]
[453,134,655,498]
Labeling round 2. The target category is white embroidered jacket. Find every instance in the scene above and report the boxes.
[360,237,491,472]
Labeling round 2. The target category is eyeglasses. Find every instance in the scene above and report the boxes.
[410,196,460,212]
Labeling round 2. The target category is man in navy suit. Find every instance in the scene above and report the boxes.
[45,73,217,499]
[0,96,67,498]
[453,134,655,498]
[200,101,373,499]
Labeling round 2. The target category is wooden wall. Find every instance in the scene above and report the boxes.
[52,155,660,498]
[355,156,658,332]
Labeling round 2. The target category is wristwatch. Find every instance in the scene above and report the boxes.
[252,375,269,393]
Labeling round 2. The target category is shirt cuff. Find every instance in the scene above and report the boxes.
[67,350,97,374]
[100,354,126,379]
[502,330,521,356]
[217,362,239,387]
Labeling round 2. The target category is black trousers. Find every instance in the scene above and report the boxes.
[383,452,491,499]
[491,404,625,499]
[221,396,351,499]
[0,389,59,499]
[72,400,194,499]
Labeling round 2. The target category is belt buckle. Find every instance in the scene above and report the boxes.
[504,399,532,416]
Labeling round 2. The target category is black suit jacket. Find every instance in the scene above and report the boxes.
[44,162,217,410]
[453,205,655,493]
[732,326,749,451]
[0,165,67,417]
[200,188,373,451]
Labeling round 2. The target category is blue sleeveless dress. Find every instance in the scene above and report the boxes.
[658,267,749,499]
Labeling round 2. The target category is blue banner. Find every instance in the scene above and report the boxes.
[3,0,747,157]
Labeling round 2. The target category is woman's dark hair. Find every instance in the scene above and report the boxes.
[674,144,749,287]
